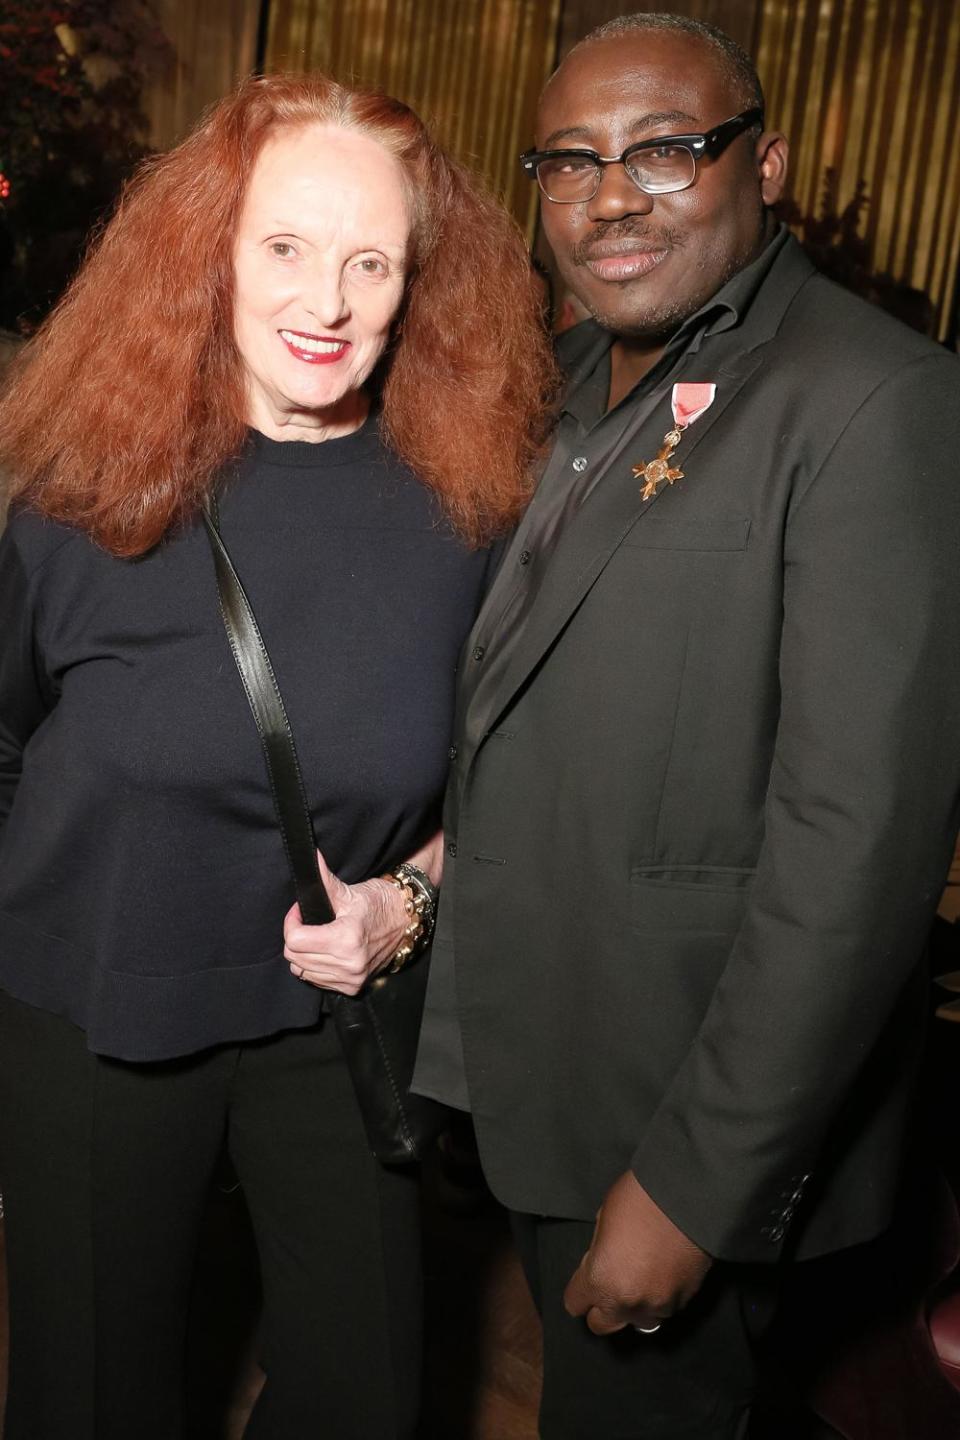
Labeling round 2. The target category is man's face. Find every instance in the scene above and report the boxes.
[536,32,787,339]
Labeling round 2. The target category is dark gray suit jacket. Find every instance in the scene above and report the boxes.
[422,237,960,1264]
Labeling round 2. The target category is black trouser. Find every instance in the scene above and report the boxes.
[0,989,421,1440]
[512,1211,774,1440]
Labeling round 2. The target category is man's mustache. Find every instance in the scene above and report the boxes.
[570,221,685,266]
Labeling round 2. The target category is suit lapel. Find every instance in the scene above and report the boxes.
[464,346,764,749]
[460,235,817,756]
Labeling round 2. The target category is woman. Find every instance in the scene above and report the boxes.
[0,72,554,1438]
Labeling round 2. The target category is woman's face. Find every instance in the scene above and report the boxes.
[233,123,411,439]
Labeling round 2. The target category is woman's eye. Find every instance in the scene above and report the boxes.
[357,256,387,276]
[269,242,294,258]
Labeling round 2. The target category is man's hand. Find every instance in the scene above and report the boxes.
[563,1172,713,1335]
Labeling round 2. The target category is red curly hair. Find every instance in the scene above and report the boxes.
[0,73,557,555]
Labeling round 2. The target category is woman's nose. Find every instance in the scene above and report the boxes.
[302,263,350,327]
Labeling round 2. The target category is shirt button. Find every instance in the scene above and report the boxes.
[448,744,458,761]
[518,549,531,565]
[572,456,588,472]
[473,646,486,662]
[447,841,458,858]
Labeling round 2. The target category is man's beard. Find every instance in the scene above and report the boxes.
[568,217,686,269]
[563,218,751,339]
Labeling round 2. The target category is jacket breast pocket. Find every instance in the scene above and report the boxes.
[621,517,751,552]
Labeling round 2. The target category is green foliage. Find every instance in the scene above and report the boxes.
[0,1,173,331]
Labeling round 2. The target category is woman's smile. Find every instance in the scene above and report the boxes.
[278,329,350,364]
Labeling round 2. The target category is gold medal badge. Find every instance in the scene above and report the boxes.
[633,384,716,501]
[633,428,685,502]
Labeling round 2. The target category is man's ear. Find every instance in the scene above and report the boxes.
[757,131,789,207]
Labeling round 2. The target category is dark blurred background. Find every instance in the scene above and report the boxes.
[1,0,959,345]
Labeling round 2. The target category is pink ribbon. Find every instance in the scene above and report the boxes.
[671,383,716,429]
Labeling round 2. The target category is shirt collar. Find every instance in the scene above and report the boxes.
[559,223,791,427]
[694,222,792,343]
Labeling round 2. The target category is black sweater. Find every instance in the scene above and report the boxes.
[0,418,491,1060]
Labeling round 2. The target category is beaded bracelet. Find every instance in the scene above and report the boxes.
[379,861,437,973]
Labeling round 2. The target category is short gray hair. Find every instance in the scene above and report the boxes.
[572,12,764,116]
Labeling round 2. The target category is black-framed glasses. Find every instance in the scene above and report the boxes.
[520,108,764,203]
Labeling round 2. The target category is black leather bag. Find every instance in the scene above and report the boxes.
[202,498,445,1165]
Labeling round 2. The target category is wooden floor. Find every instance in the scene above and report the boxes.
[0,1152,542,1439]
[4,1147,960,1440]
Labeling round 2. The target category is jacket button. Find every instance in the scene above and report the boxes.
[519,549,531,565]
[473,646,485,662]
[448,744,458,760]
[447,841,458,858]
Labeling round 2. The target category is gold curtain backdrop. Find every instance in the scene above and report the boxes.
[557,0,761,58]
[145,0,261,150]
[756,0,960,341]
[265,0,561,242]
[142,0,960,339]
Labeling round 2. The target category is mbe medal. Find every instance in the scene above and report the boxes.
[633,383,716,501]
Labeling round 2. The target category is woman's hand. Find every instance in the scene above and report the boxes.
[283,851,410,994]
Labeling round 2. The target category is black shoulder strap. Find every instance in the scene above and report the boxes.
[202,495,334,926]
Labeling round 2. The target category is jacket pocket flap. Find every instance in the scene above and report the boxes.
[629,869,754,935]
[622,517,751,552]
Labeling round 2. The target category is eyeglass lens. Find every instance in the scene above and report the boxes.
[537,143,696,202]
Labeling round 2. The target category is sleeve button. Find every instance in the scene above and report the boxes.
[447,841,458,858]
[473,646,486,662]
[519,550,531,565]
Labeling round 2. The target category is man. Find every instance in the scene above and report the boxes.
[413,13,960,1438]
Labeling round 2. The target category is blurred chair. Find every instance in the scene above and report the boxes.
[766,916,960,1439]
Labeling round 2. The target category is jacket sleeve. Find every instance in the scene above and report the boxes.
[0,521,54,836]
[631,351,960,1262]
